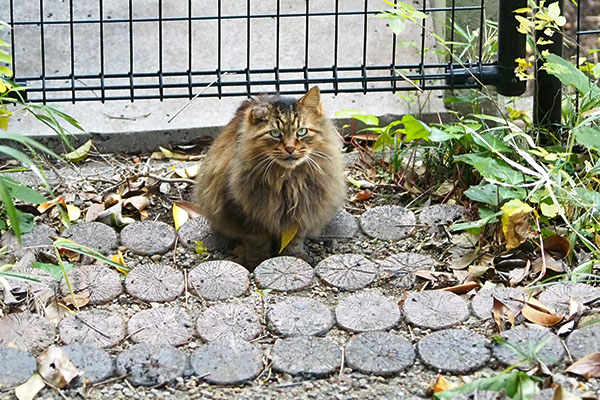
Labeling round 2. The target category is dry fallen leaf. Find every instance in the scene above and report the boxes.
[492,297,515,332]
[352,189,374,202]
[85,203,105,223]
[542,234,571,258]
[173,202,190,231]
[565,352,600,379]
[172,200,202,218]
[38,346,79,388]
[521,302,563,326]
[440,281,479,294]
[14,373,45,400]
[279,224,299,253]
[431,375,460,393]
[61,293,90,308]
[501,199,534,251]
[111,250,129,275]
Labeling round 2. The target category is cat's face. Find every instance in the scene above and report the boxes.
[240,87,331,170]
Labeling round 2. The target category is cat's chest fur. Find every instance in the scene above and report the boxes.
[231,163,326,233]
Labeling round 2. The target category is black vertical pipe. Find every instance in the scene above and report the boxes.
[496,0,527,96]
[534,0,563,133]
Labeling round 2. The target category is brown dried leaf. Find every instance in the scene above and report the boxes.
[38,346,79,388]
[440,281,479,294]
[431,375,460,393]
[413,269,452,281]
[492,297,515,332]
[508,263,530,287]
[172,200,202,219]
[449,249,480,270]
[61,293,90,308]
[85,203,105,223]
[352,189,373,202]
[521,303,563,326]
[565,352,600,379]
[543,234,571,258]
[123,195,150,212]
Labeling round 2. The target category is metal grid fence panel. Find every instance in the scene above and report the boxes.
[1,0,597,103]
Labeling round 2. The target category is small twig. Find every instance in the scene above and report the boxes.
[338,346,345,379]
[90,374,129,389]
[74,315,111,338]
[148,173,195,185]
[168,73,231,123]
[44,380,70,400]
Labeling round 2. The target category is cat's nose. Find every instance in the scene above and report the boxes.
[284,146,295,154]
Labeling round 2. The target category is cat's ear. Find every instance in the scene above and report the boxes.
[249,104,269,124]
[299,86,322,113]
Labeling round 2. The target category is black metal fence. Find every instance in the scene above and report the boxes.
[1,0,598,105]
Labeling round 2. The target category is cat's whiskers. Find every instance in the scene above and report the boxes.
[305,155,326,175]
[247,156,272,177]
[310,150,335,165]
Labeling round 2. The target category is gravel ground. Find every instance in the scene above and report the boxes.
[0,153,599,400]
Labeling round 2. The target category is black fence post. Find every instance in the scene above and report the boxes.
[534,0,563,133]
[496,0,527,96]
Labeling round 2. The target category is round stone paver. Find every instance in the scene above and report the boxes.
[120,220,176,255]
[538,283,600,316]
[125,263,184,303]
[315,254,378,290]
[267,297,334,337]
[128,307,194,346]
[60,264,122,304]
[0,346,37,387]
[471,286,527,320]
[359,205,416,240]
[318,210,359,240]
[493,328,565,369]
[116,343,186,386]
[417,329,491,374]
[188,260,249,301]
[2,265,57,304]
[271,336,342,377]
[2,224,55,258]
[0,312,55,353]
[378,252,436,289]
[345,331,415,376]
[61,344,114,384]
[177,216,234,252]
[195,304,260,342]
[403,290,469,330]
[61,222,118,254]
[566,324,600,360]
[335,291,401,332]
[59,310,125,348]
[190,337,263,385]
[254,256,314,292]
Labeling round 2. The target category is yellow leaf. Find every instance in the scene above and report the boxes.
[540,202,559,218]
[501,199,533,251]
[171,164,200,178]
[15,373,45,400]
[63,139,93,163]
[279,224,298,253]
[111,250,129,275]
[173,202,189,230]
[159,146,191,161]
[195,240,206,255]
[66,204,81,222]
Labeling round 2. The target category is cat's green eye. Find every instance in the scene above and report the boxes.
[296,128,308,137]
[270,130,282,139]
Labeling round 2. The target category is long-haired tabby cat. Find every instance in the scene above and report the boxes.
[193,86,345,268]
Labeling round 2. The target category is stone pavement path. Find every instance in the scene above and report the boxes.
[1,202,599,399]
